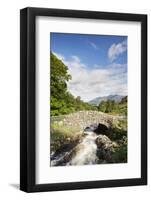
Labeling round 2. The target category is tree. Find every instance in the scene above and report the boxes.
[98,101,107,112]
[50,53,71,116]
[50,52,96,116]
[120,96,127,104]
[98,100,117,113]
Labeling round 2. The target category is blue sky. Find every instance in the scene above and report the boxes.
[50,33,127,101]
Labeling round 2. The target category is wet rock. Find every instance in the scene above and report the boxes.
[96,135,118,162]
[96,135,112,148]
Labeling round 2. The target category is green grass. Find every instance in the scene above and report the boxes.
[51,123,83,152]
[51,115,128,164]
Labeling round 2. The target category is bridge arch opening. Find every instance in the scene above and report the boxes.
[94,123,109,135]
[83,123,109,136]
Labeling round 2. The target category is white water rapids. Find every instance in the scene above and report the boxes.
[51,130,99,166]
[69,132,98,165]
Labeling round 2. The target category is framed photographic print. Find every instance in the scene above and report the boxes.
[20,7,147,192]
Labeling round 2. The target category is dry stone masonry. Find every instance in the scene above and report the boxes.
[51,111,124,131]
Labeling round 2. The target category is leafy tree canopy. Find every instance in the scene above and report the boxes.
[50,53,95,116]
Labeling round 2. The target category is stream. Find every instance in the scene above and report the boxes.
[69,131,98,165]
[50,125,102,166]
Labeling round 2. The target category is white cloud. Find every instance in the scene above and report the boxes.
[89,42,98,50]
[108,40,127,62]
[53,52,65,61]
[52,52,127,102]
[71,55,81,63]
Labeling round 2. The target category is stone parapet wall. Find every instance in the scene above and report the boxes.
[51,111,123,130]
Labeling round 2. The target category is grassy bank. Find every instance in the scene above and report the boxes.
[51,123,83,153]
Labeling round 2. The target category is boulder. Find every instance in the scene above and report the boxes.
[96,135,112,148]
[95,135,118,162]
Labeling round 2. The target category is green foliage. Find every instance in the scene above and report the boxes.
[120,96,127,104]
[98,98,127,116]
[50,52,127,117]
[110,119,127,163]
[112,143,127,163]
[51,53,71,116]
[50,52,128,163]
[98,100,117,113]
[50,53,96,116]
[51,123,82,152]
[112,134,127,163]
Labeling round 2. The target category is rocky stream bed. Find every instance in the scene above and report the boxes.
[50,123,126,166]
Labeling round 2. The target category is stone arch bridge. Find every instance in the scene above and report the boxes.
[51,111,124,131]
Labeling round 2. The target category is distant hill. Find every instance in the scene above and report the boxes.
[88,95,125,106]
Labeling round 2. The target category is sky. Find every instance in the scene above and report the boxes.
[50,33,127,102]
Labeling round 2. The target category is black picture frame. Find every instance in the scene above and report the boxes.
[20,7,147,193]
